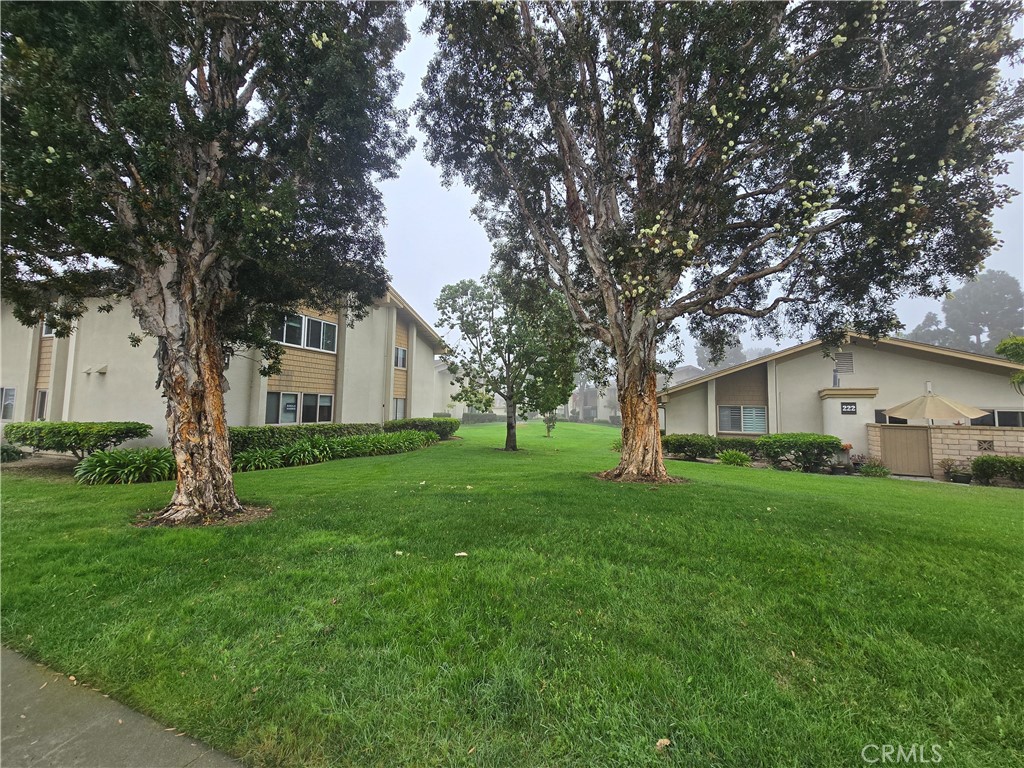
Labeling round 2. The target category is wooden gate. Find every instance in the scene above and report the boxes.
[878,425,932,476]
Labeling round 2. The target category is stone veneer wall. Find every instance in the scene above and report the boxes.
[867,423,1024,479]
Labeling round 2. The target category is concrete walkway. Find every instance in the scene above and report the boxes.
[1,647,241,768]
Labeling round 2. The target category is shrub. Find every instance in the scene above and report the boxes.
[74,448,175,485]
[1,443,26,462]
[717,449,752,467]
[661,433,719,461]
[717,436,762,459]
[611,437,622,452]
[971,455,1024,485]
[229,423,380,455]
[4,421,152,459]
[756,433,843,472]
[858,456,891,477]
[281,440,331,467]
[233,448,285,472]
[384,417,460,440]
[461,412,501,424]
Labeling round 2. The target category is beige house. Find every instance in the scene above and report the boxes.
[660,335,1024,478]
[1,287,445,445]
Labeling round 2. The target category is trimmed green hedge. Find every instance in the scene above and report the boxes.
[384,417,460,440]
[971,455,1024,485]
[661,433,718,461]
[3,421,152,459]
[756,433,843,472]
[228,423,380,456]
[74,447,175,485]
[462,412,502,424]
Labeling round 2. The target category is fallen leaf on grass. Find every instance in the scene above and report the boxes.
[38,682,47,690]
[455,552,469,557]
[656,738,672,752]
[468,746,476,755]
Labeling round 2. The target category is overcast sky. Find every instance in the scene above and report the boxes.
[381,6,1023,363]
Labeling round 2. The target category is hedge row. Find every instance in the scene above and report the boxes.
[756,433,843,472]
[971,455,1024,485]
[2,421,152,459]
[228,423,381,455]
[461,412,502,424]
[661,431,842,472]
[384,417,460,440]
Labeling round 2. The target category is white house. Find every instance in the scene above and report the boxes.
[659,335,1024,477]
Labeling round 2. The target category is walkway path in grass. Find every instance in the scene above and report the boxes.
[1,647,240,768]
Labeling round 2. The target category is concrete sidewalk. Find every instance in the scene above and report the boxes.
[1,647,241,768]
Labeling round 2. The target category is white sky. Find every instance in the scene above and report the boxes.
[381,6,1024,363]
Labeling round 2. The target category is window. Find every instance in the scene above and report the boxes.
[268,392,332,424]
[42,321,55,337]
[271,313,337,352]
[1,388,15,420]
[394,347,408,369]
[970,412,996,427]
[34,390,47,420]
[271,315,304,346]
[318,395,333,422]
[996,411,1023,428]
[393,397,406,420]
[718,405,767,434]
[875,409,907,425]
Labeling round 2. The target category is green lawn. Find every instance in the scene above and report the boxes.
[2,422,1022,767]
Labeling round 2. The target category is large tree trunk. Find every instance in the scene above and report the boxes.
[600,342,672,482]
[135,264,244,526]
[505,401,518,451]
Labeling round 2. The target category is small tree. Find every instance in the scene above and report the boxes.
[1,3,410,523]
[542,411,558,438]
[436,271,581,450]
[419,1,1023,482]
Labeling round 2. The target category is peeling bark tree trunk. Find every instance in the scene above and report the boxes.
[600,336,672,482]
[505,401,518,451]
[135,262,244,526]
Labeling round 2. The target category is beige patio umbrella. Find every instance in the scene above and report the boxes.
[883,392,990,421]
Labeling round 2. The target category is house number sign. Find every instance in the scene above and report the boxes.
[840,402,857,415]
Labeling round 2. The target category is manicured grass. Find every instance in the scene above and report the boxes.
[2,422,1022,767]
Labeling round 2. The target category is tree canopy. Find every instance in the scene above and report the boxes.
[418,0,1023,481]
[1,1,411,522]
[906,270,1024,353]
[436,270,581,450]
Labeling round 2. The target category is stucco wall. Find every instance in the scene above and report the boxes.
[410,336,438,418]
[340,303,390,424]
[663,385,708,434]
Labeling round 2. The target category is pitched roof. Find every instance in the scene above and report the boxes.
[384,285,445,349]
[660,334,1024,396]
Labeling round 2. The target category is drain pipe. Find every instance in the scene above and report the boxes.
[925,380,933,395]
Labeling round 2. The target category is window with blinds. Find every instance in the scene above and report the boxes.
[718,405,767,434]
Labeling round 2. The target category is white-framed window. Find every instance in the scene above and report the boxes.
[718,405,767,434]
[270,313,338,354]
[271,315,304,347]
[41,321,55,337]
[267,392,333,424]
[302,393,334,423]
[393,397,406,420]
[394,347,408,369]
[305,317,337,352]
[995,410,1023,427]
[1,388,16,420]
[35,390,47,421]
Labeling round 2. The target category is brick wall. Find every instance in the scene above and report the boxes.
[866,422,882,457]
[928,425,1024,478]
